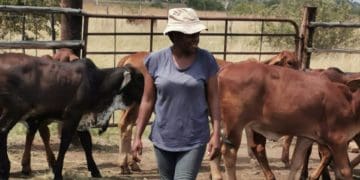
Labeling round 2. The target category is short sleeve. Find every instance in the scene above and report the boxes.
[144,54,158,78]
[208,54,219,77]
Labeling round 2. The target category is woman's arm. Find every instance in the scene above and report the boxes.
[132,70,155,160]
[207,74,221,160]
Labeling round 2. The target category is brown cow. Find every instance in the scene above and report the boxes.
[21,49,79,175]
[0,53,143,179]
[116,52,149,174]
[285,67,360,180]
[212,61,360,180]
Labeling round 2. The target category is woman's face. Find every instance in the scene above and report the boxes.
[171,32,200,55]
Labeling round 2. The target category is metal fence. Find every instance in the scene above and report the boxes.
[0,5,300,127]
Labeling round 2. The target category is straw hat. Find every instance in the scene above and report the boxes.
[163,8,207,35]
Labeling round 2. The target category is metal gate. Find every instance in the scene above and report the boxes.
[0,5,300,127]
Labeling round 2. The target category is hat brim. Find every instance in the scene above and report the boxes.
[163,23,207,35]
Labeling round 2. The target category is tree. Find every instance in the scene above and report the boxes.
[230,0,357,49]
[60,0,83,56]
[0,0,60,40]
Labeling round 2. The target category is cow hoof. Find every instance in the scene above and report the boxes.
[21,167,32,176]
[54,175,63,180]
[209,173,223,180]
[91,171,102,178]
[282,161,290,169]
[120,166,132,174]
[130,163,141,172]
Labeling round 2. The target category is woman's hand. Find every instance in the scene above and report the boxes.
[132,137,143,162]
[207,132,221,160]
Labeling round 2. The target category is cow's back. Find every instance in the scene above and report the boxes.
[117,52,149,75]
[0,53,91,111]
[218,61,356,140]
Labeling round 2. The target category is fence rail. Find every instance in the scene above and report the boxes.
[0,40,84,49]
[309,22,360,28]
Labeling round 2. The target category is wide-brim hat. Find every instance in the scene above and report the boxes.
[163,8,207,35]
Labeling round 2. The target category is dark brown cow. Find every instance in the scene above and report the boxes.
[0,53,143,179]
[212,61,360,180]
[21,49,80,175]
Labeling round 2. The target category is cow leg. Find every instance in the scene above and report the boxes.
[209,153,223,180]
[222,131,241,180]
[281,135,293,168]
[77,130,101,178]
[309,144,332,180]
[38,124,56,169]
[249,130,275,180]
[330,144,353,180]
[118,105,139,174]
[299,144,312,180]
[245,127,255,159]
[351,134,360,168]
[288,137,313,180]
[0,132,10,179]
[53,118,79,180]
[21,121,39,175]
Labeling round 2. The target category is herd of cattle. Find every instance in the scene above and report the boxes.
[0,49,359,180]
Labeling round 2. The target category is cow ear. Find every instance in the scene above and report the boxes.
[120,68,131,90]
[347,79,360,91]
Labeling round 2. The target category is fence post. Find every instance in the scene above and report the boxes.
[298,6,317,70]
[60,0,83,57]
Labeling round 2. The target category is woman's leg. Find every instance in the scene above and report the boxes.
[174,145,206,180]
[154,146,177,180]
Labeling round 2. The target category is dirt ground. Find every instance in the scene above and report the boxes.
[6,128,360,180]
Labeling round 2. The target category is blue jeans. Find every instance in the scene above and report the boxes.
[154,145,206,180]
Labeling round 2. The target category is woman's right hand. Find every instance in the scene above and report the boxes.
[132,137,143,162]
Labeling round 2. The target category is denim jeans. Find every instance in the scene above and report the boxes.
[154,145,206,180]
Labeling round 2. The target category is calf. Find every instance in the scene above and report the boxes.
[116,52,148,174]
[287,68,360,180]
[0,53,143,179]
[21,49,80,175]
[215,61,360,180]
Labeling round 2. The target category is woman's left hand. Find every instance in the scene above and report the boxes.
[207,132,221,160]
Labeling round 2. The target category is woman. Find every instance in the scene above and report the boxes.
[132,8,220,180]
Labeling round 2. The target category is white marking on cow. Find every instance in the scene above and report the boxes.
[77,113,96,131]
[77,95,129,131]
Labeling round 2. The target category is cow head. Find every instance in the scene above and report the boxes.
[80,64,144,134]
[264,51,300,70]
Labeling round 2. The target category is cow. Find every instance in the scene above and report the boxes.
[211,60,360,180]
[116,52,149,174]
[285,67,360,180]
[0,53,144,179]
[21,49,80,175]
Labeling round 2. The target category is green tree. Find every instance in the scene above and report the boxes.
[186,0,225,11]
[0,0,60,40]
[230,0,357,49]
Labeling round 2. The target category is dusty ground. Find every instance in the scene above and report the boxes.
[6,125,360,180]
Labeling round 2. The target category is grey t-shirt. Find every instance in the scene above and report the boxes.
[145,47,219,151]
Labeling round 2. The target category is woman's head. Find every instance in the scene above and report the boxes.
[164,8,206,55]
